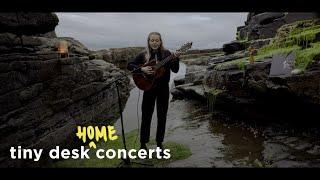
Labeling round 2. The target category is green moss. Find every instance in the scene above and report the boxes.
[274,28,320,49]
[279,20,320,36]
[213,47,296,71]
[295,42,320,70]
[207,88,225,112]
[258,41,320,71]
[151,141,192,167]
[237,61,246,70]
[214,58,248,70]
[266,19,320,49]
[211,19,320,72]
[53,129,192,168]
[208,88,224,96]
[236,30,249,42]
[257,45,300,58]
[229,20,320,71]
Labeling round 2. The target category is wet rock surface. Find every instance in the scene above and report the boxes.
[166,13,320,167]
[174,51,320,126]
[118,59,320,167]
[163,99,320,167]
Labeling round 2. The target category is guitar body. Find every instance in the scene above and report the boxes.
[132,59,166,91]
[131,42,192,91]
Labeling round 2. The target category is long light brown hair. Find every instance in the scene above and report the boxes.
[144,32,166,62]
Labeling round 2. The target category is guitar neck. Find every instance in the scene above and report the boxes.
[154,54,175,70]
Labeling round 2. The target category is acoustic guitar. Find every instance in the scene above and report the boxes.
[132,42,192,91]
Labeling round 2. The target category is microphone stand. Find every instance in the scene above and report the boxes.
[105,70,153,167]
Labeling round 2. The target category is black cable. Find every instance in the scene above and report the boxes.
[115,81,131,166]
[116,83,152,167]
[133,89,141,149]
[115,72,154,168]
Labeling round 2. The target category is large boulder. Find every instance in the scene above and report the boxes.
[171,83,206,102]
[185,65,207,84]
[56,37,92,56]
[238,12,319,41]
[91,47,145,69]
[0,13,61,54]
[203,54,320,124]
[0,54,130,168]
[0,13,130,168]
[0,34,91,56]
[0,13,59,36]
[222,41,246,54]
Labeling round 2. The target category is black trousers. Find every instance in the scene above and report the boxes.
[140,83,169,144]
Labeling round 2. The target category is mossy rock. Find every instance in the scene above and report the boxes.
[253,19,320,71]
[210,19,320,72]
[206,88,226,112]
[268,19,320,49]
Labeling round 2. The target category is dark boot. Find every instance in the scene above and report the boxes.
[140,143,148,150]
[157,142,164,156]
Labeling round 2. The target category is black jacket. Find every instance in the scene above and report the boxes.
[127,49,180,85]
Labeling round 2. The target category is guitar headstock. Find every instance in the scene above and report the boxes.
[177,42,193,54]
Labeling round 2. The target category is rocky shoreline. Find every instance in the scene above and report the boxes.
[172,13,320,127]
[1,12,320,168]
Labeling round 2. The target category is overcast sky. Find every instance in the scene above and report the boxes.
[55,13,248,50]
